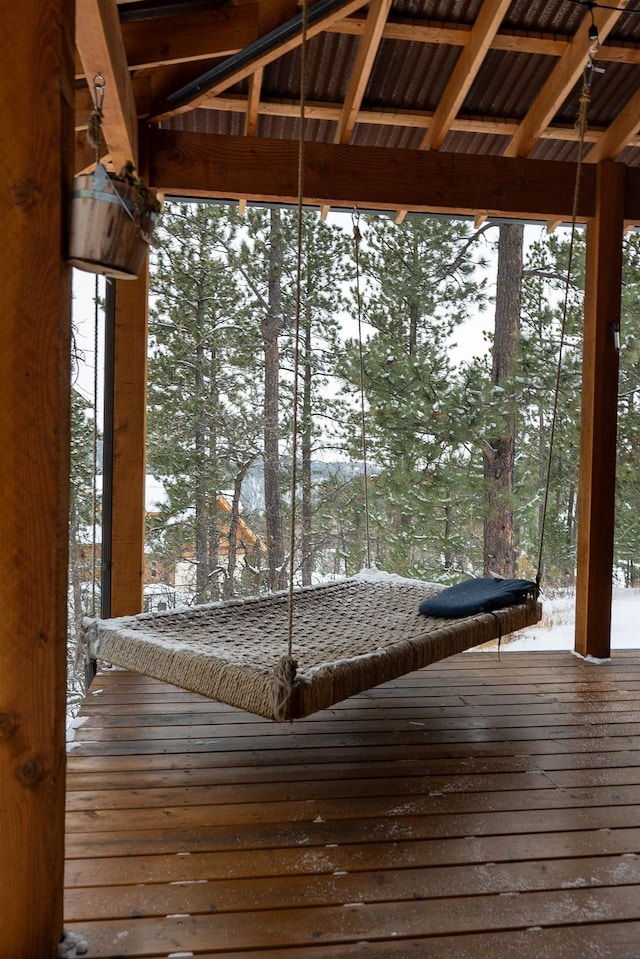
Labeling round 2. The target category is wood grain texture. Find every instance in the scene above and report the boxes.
[75,0,139,169]
[575,161,625,658]
[148,128,601,220]
[0,0,74,955]
[109,271,149,617]
[502,2,633,159]
[65,652,640,956]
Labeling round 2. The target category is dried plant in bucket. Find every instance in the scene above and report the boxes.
[68,77,162,280]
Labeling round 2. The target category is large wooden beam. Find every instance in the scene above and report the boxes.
[334,0,393,145]
[76,5,640,80]
[108,269,149,617]
[575,161,625,660]
[160,0,369,117]
[420,0,512,153]
[75,0,138,169]
[502,3,630,159]
[0,0,73,954]
[149,129,600,220]
[121,1,260,70]
[585,85,640,164]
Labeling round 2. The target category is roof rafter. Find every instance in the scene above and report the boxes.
[245,68,264,136]
[502,2,632,159]
[75,0,139,169]
[420,0,513,152]
[75,3,640,79]
[319,0,393,217]
[334,0,393,145]
[75,3,263,77]
[585,85,640,163]
[155,0,370,119]
[395,0,512,223]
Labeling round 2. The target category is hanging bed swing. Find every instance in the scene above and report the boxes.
[84,571,541,722]
[82,6,599,724]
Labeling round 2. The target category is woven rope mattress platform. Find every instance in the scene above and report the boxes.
[83,570,542,722]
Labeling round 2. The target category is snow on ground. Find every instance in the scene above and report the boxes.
[504,587,640,652]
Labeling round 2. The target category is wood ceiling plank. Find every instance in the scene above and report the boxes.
[147,60,226,117]
[74,8,640,85]
[120,3,260,70]
[334,0,393,145]
[74,14,569,77]
[158,0,370,118]
[75,0,139,169]
[502,2,632,159]
[256,0,305,36]
[420,0,513,152]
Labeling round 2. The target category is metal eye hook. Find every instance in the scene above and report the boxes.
[92,74,106,113]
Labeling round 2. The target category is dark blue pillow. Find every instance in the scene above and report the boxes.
[419,577,537,618]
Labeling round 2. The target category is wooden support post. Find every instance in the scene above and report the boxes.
[575,161,625,659]
[108,267,149,617]
[0,0,73,955]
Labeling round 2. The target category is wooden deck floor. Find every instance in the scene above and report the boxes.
[64,651,640,958]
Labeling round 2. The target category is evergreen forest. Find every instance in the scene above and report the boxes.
[70,203,640,628]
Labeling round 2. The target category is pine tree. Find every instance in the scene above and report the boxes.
[337,214,490,580]
[514,229,585,585]
[68,382,99,708]
[147,203,264,602]
[227,207,349,588]
[616,232,640,585]
[482,223,523,578]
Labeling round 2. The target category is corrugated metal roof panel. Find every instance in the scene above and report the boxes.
[153,0,640,177]
[370,39,460,112]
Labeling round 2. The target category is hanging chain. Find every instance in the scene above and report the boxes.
[352,209,372,568]
[286,0,309,662]
[536,59,594,588]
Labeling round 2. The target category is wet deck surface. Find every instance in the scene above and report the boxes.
[64,650,640,957]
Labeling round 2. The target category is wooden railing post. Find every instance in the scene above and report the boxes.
[0,0,74,954]
[575,160,625,659]
[108,266,150,617]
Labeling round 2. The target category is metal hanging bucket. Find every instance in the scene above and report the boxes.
[68,164,157,280]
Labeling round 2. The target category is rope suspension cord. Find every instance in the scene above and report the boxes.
[352,209,372,568]
[88,74,106,620]
[535,56,595,589]
[285,0,310,665]
[91,275,101,618]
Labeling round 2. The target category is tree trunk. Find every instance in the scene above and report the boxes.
[301,304,313,585]
[191,287,222,604]
[194,297,210,603]
[262,209,287,591]
[224,460,253,600]
[483,223,523,578]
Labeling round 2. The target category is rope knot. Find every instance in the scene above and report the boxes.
[272,655,298,722]
[87,109,103,151]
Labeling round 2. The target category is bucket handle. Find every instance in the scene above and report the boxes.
[92,164,157,248]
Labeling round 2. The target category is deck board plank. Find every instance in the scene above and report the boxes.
[65,651,640,957]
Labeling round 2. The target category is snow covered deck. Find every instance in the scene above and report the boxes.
[64,651,640,957]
